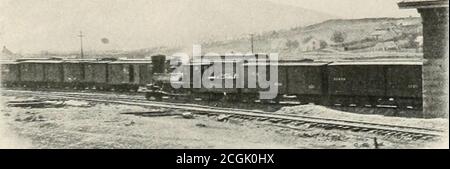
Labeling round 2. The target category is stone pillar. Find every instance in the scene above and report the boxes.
[419,7,449,118]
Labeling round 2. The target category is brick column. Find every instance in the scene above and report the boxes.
[419,7,449,118]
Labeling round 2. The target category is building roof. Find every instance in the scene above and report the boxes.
[329,61,422,66]
[398,0,449,9]
[0,60,18,64]
[244,62,330,66]
[62,59,97,63]
[19,60,63,63]
[109,60,153,64]
[15,58,63,62]
[186,62,213,66]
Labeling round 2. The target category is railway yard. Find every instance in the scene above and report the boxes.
[0,89,447,149]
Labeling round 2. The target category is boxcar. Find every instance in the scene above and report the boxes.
[327,60,422,108]
[84,60,111,90]
[242,62,277,101]
[242,62,260,95]
[385,61,422,108]
[280,62,329,104]
[19,60,64,88]
[0,61,20,87]
[18,60,45,86]
[107,59,153,91]
[206,60,240,93]
[327,61,387,106]
[42,60,64,87]
[62,59,95,88]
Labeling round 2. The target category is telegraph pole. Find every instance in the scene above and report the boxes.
[250,34,254,54]
[78,31,84,59]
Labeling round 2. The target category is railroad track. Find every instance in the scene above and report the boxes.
[1,89,445,140]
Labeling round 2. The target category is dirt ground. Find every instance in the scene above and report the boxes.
[0,95,447,149]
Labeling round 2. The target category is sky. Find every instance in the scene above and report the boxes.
[0,0,420,53]
[268,0,419,19]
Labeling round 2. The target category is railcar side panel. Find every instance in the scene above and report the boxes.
[44,63,64,83]
[286,65,325,95]
[20,63,45,82]
[85,62,108,84]
[62,63,84,83]
[0,63,20,83]
[386,65,422,98]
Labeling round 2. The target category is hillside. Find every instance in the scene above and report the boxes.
[3,17,424,61]
[199,17,424,60]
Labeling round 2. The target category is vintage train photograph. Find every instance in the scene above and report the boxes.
[0,0,448,150]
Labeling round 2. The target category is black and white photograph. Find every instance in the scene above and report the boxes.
[0,0,448,153]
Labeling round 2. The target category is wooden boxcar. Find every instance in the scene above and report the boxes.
[242,61,328,103]
[327,60,422,108]
[107,59,153,91]
[18,60,64,88]
[280,62,329,104]
[0,61,20,87]
[62,59,95,88]
[385,61,423,108]
[242,62,260,95]
[84,60,111,90]
[242,62,276,101]
[203,60,240,94]
[327,61,388,106]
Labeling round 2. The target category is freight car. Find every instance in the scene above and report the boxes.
[84,59,112,90]
[107,59,153,92]
[279,61,329,104]
[0,55,166,91]
[62,59,95,89]
[0,55,423,110]
[18,60,64,88]
[0,60,20,87]
[327,60,422,109]
[106,56,165,92]
[241,61,329,104]
[144,58,422,110]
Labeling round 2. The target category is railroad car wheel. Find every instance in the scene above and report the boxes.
[132,86,139,92]
[154,94,163,101]
[260,99,272,104]
[209,93,223,101]
[242,95,256,103]
[145,93,152,100]
[413,99,423,110]
[224,93,237,102]
[296,95,308,105]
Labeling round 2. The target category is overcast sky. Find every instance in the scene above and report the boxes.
[0,0,420,53]
[268,0,419,18]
